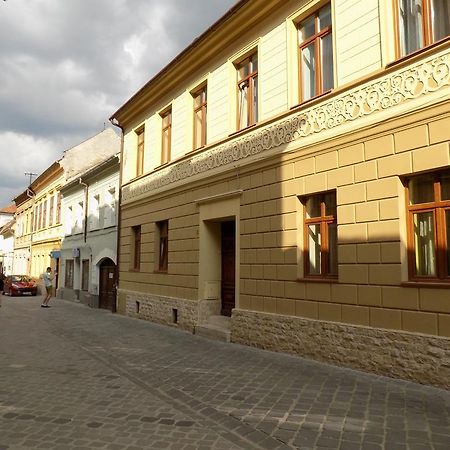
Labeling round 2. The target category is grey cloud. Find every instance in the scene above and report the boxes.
[0,0,237,206]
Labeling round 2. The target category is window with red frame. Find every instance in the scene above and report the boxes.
[131,225,141,271]
[157,220,168,272]
[193,85,207,150]
[405,170,450,281]
[298,3,334,102]
[395,0,450,58]
[236,53,258,130]
[136,127,145,177]
[302,191,337,278]
[161,109,172,165]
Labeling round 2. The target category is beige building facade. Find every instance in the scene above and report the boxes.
[14,163,63,284]
[111,0,450,388]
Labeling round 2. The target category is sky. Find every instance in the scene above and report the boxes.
[0,0,237,207]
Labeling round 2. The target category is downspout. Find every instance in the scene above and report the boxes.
[110,118,124,314]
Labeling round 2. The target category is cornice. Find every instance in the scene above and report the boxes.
[110,0,281,126]
[122,47,450,205]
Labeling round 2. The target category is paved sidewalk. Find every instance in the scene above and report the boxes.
[0,295,449,450]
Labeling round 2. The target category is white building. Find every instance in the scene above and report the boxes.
[0,205,16,275]
[57,129,121,311]
[0,219,15,276]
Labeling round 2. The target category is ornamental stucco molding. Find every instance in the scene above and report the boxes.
[122,49,450,203]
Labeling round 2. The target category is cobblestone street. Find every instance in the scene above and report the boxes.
[0,295,449,450]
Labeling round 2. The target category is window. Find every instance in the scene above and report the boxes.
[90,194,100,230]
[65,206,73,235]
[161,108,172,165]
[42,199,47,229]
[49,196,54,227]
[301,192,337,278]
[136,127,145,177]
[65,259,74,288]
[82,259,89,291]
[33,205,38,232]
[56,192,61,224]
[236,53,258,130]
[38,203,42,230]
[298,3,333,102]
[104,188,116,227]
[156,220,168,272]
[405,171,450,281]
[75,201,84,233]
[193,84,207,149]
[395,0,450,58]
[131,225,141,271]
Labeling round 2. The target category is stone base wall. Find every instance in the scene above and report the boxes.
[231,309,450,389]
[120,289,198,332]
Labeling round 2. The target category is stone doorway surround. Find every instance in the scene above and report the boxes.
[197,191,241,325]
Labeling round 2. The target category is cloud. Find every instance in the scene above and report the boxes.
[0,0,237,206]
[0,131,62,202]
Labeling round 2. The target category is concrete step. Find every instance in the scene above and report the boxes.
[207,315,231,329]
[195,316,231,342]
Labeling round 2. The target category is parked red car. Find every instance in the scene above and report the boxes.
[2,275,37,296]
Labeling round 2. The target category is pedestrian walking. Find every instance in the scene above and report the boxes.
[41,267,56,308]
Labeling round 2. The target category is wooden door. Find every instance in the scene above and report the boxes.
[221,221,235,317]
[99,260,117,312]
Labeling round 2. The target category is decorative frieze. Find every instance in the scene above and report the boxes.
[123,49,450,203]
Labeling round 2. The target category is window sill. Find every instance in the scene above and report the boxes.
[401,281,450,289]
[129,268,140,273]
[386,36,450,71]
[228,123,257,138]
[155,161,171,170]
[297,277,338,283]
[154,270,168,274]
[290,89,333,111]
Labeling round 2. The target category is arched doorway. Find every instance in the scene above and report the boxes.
[99,258,117,312]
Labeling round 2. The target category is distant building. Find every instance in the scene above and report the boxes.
[13,163,64,284]
[110,0,450,388]
[0,204,15,227]
[0,205,16,275]
[57,129,120,310]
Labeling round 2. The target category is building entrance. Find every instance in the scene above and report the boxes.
[221,221,235,317]
[99,258,117,312]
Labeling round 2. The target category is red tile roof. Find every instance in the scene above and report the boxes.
[0,204,16,214]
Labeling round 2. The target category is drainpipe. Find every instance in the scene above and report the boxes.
[110,118,124,314]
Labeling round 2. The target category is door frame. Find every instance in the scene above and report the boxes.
[198,191,241,315]
[99,258,117,312]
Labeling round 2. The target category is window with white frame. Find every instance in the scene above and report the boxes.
[65,206,73,235]
[75,201,84,234]
[103,188,116,228]
[90,194,100,230]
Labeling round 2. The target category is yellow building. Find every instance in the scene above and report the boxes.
[111,0,450,388]
[14,162,63,283]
